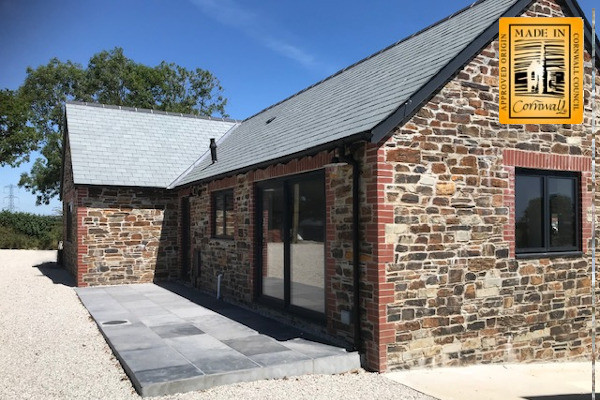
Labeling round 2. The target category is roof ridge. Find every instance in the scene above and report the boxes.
[241,0,489,122]
[66,100,242,123]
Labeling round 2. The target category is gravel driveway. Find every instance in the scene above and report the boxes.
[0,250,435,400]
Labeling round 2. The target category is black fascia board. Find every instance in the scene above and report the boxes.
[369,0,534,144]
[59,110,68,201]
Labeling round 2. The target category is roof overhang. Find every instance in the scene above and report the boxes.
[369,0,600,144]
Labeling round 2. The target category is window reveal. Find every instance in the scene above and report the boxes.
[515,168,579,255]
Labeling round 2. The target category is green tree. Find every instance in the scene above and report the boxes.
[0,47,228,204]
[0,89,39,166]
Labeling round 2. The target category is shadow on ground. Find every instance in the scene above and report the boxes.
[524,395,600,399]
[34,262,75,287]
[156,281,337,346]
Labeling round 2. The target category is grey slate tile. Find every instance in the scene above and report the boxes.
[119,346,192,372]
[190,350,260,375]
[174,0,519,187]
[223,335,289,357]
[150,323,204,338]
[135,364,203,385]
[66,102,236,188]
[106,326,165,351]
[67,0,520,191]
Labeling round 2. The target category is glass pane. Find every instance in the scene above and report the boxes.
[225,193,234,237]
[214,194,224,236]
[515,175,543,250]
[262,186,285,301]
[290,177,325,314]
[549,177,576,248]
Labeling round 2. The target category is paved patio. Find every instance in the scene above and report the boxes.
[75,283,360,397]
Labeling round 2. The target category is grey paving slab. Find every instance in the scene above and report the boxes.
[169,305,217,319]
[76,282,360,397]
[165,334,231,357]
[91,310,135,324]
[119,346,192,372]
[284,338,347,358]
[108,292,148,302]
[191,315,259,340]
[150,323,204,338]
[103,285,139,295]
[136,364,203,385]
[120,299,162,311]
[249,350,311,367]
[82,297,127,313]
[106,326,165,352]
[190,349,261,375]
[223,335,290,356]
[138,313,187,327]
[99,321,145,335]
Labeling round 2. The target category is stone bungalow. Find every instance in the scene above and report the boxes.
[62,0,600,372]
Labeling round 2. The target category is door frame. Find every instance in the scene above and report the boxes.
[254,170,326,323]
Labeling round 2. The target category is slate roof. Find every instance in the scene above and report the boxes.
[173,0,524,187]
[66,0,600,189]
[66,102,238,187]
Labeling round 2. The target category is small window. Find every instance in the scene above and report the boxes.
[515,168,579,255]
[212,189,234,239]
[66,202,73,242]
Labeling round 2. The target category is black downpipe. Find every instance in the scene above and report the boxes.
[339,149,362,352]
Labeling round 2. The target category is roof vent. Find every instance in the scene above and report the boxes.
[210,138,217,163]
[266,116,276,124]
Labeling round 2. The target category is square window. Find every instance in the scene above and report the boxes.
[212,189,234,239]
[515,168,579,255]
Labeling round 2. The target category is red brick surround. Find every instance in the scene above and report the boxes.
[503,149,593,257]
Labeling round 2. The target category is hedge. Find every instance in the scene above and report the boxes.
[0,210,62,250]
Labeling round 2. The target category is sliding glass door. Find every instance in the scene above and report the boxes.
[289,178,325,313]
[257,172,325,318]
[260,184,285,303]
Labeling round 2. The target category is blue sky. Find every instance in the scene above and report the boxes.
[0,0,597,215]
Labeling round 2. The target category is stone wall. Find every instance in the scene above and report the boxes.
[61,142,78,279]
[326,161,358,345]
[73,186,179,286]
[60,0,600,372]
[380,0,599,370]
[186,174,254,302]
[185,151,365,346]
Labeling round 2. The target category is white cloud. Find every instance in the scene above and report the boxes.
[190,0,319,70]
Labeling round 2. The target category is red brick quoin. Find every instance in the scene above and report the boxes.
[75,187,89,287]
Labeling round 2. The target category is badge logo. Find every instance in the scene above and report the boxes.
[499,17,583,124]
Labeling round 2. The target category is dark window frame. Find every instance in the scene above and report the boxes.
[212,189,234,239]
[254,170,327,323]
[515,168,581,257]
